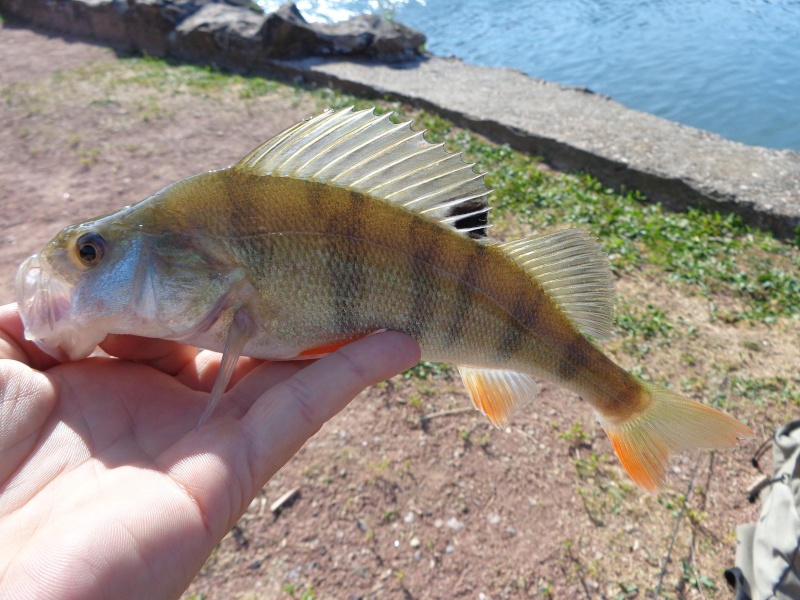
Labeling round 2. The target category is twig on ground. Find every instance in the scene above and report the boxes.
[420,407,473,422]
[654,453,702,597]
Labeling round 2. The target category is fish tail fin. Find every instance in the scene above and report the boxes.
[600,381,754,490]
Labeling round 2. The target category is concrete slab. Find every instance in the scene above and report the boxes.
[273,56,800,240]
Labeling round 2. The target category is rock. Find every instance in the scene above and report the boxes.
[0,0,215,56]
[260,2,425,60]
[0,0,128,43]
[171,2,266,68]
[127,0,207,56]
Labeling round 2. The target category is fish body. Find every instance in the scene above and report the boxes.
[16,108,752,489]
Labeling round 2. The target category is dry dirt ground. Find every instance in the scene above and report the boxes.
[1,23,797,600]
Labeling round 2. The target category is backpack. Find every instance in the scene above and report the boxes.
[726,420,800,600]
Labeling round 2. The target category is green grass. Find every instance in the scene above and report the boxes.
[71,55,285,99]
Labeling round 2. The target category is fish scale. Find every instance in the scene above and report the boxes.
[15,107,753,491]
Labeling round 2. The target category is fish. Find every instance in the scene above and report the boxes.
[15,107,753,490]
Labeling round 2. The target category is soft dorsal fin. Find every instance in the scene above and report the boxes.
[458,366,538,428]
[234,107,492,238]
[498,229,615,339]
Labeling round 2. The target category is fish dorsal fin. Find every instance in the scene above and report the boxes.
[458,366,538,428]
[234,107,492,238]
[498,229,615,339]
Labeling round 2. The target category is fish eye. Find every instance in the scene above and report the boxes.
[75,232,105,268]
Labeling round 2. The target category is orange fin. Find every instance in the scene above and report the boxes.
[458,366,538,428]
[296,341,352,359]
[296,338,369,359]
[600,381,755,491]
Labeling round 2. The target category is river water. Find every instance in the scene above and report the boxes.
[256,0,800,152]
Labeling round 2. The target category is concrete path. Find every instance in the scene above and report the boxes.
[275,56,800,240]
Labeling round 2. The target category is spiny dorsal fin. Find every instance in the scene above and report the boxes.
[498,229,615,339]
[234,107,492,238]
[458,366,538,428]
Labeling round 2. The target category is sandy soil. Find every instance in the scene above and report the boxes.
[1,22,792,600]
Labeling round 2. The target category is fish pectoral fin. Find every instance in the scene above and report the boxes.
[599,381,755,491]
[458,366,538,428]
[196,308,254,429]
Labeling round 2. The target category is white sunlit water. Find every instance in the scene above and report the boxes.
[256,0,800,151]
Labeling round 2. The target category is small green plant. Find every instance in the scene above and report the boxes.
[403,360,452,379]
[616,582,638,599]
[300,585,317,600]
[680,558,716,591]
[376,0,400,23]
[560,422,590,445]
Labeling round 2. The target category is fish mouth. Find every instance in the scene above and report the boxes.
[15,255,104,361]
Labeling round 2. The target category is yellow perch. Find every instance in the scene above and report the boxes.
[16,108,753,490]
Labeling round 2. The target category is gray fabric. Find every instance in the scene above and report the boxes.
[730,420,800,600]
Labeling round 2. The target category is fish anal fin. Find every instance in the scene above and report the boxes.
[458,366,538,428]
[498,229,615,339]
[600,381,755,490]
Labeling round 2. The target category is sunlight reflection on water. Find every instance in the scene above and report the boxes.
[256,0,800,151]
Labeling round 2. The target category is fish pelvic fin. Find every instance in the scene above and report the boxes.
[196,308,253,429]
[600,381,754,491]
[458,366,538,428]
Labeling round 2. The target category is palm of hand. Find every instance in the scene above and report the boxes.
[0,304,419,599]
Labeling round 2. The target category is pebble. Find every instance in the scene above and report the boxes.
[446,517,465,531]
[410,537,421,548]
[445,545,455,554]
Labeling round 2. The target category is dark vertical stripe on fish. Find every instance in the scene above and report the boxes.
[327,190,367,333]
[444,243,487,347]
[496,283,538,361]
[555,335,592,382]
[406,216,440,339]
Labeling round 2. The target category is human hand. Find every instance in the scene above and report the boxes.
[0,303,420,600]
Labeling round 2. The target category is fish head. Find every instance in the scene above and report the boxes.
[16,198,240,361]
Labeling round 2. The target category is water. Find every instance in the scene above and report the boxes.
[257,0,800,151]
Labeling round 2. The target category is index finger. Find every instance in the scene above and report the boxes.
[240,331,421,484]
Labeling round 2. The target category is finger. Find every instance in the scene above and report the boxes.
[99,334,200,376]
[0,304,60,370]
[175,350,266,393]
[240,331,420,483]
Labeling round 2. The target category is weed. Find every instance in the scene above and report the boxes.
[382,509,399,522]
[403,361,452,379]
[560,422,590,445]
[680,558,716,592]
[615,582,638,599]
[372,457,391,475]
